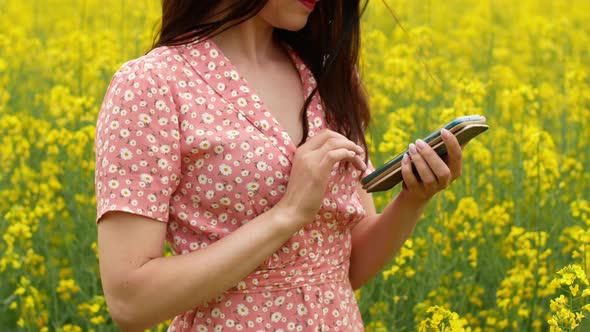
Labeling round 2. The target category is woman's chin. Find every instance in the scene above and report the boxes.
[261,11,311,32]
[277,20,309,32]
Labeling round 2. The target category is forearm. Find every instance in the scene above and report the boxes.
[349,189,429,289]
[112,207,301,331]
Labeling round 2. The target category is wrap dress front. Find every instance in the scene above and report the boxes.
[94,37,373,331]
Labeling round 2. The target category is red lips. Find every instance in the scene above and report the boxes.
[298,0,318,10]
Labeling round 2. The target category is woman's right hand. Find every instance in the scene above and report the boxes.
[275,129,368,230]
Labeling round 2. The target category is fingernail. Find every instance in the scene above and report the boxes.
[360,159,367,170]
[402,153,409,164]
[409,143,417,154]
[416,139,427,149]
[442,129,450,138]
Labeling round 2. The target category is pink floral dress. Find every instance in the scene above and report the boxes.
[94,37,373,331]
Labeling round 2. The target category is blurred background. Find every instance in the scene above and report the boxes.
[0,0,588,331]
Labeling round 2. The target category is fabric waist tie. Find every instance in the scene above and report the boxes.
[227,258,349,293]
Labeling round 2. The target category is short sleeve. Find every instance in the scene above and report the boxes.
[94,59,181,224]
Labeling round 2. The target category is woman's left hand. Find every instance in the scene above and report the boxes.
[400,128,463,203]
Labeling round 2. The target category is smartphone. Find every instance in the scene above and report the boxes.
[361,115,489,193]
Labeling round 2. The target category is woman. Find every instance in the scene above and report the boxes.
[94,0,463,331]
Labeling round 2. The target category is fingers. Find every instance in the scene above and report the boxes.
[414,139,452,187]
[315,135,363,158]
[407,143,439,193]
[316,140,367,172]
[343,154,368,173]
[401,153,420,190]
[299,129,340,151]
[293,129,367,179]
[401,129,465,201]
[303,129,364,155]
[305,130,366,172]
[440,129,463,179]
[318,149,366,173]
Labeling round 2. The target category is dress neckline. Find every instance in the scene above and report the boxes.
[180,36,319,160]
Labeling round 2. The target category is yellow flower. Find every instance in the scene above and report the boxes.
[418,305,471,332]
[90,316,106,325]
[56,278,80,301]
[58,324,82,332]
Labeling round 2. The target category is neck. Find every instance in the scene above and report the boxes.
[211,16,279,67]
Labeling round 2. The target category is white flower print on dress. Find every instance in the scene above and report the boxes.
[123,90,134,101]
[256,161,267,172]
[140,174,153,183]
[120,148,132,160]
[219,164,232,176]
[296,304,308,316]
[199,140,211,150]
[120,128,130,138]
[108,179,119,189]
[109,120,120,130]
[202,113,214,124]
[139,113,151,123]
[236,304,249,316]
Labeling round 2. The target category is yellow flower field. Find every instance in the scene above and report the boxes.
[0,0,589,331]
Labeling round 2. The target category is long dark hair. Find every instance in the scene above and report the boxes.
[152,1,371,162]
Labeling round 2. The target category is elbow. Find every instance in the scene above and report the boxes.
[348,271,366,291]
[348,258,369,291]
[101,265,173,331]
[104,278,157,332]
[107,296,147,332]
[350,280,364,292]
